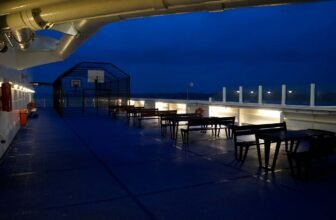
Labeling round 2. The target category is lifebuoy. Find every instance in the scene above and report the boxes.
[195,107,204,117]
[1,82,12,112]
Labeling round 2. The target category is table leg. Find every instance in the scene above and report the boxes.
[271,141,281,171]
[175,123,179,140]
[170,122,175,139]
[168,121,172,138]
[264,140,271,170]
[256,137,262,168]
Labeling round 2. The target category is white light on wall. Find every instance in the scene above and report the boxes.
[13,84,18,89]
[155,102,168,110]
[130,100,144,107]
[236,90,240,94]
[288,90,293,94]
[20,86,35,93]
[250,91,254,94]
[267,91,271,94]
[169,103,186,113]
[209,106,235,117]
[257,109,281,118]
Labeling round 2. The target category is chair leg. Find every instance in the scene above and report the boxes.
[287,152,313,179]
[181,131,185,144]
[234,145,238,160]
[184,131,189,144]
[181,130,189,145]
[285,141,289,152]
[256,143,262,168]
[225,128,228,139]
[228,129,233,139]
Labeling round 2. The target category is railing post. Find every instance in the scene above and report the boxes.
[310,83,315,107]
[239,86,243,104]
[208,97,212,103]
[280,111,285,123]
[222,87,226,103]
[281,84,286,106]
[258,85,262,105]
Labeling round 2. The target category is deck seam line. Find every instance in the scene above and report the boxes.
[63,118,157,220]
[35,195,131,213]
[135,174,254,197]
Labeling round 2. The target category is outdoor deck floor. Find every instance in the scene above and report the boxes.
[0,109,335,219]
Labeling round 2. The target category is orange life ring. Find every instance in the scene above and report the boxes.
[195,107,204,116]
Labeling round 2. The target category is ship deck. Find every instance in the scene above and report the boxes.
[0,109,335,219]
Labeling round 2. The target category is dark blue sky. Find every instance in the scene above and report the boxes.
[29,1,336,93]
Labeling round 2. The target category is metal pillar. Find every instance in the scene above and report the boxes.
[281,84,286,106]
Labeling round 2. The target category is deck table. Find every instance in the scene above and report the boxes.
[256,129,334,172]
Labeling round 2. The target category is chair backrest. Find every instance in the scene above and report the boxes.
[187,118,211,128]
[212,116,235,126]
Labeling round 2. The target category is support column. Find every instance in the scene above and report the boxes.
[310,83,315,107]
[258,85,262,105]
[280,111,285,123]
[237,108,241,125]
[239,86,243,104]
[281,84,286,106]
[222,87,226,103]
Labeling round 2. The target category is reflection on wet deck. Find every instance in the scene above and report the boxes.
[0,109,335,219]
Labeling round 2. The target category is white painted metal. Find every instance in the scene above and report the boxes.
[0,0,68,16]
[0,18,114,69]
[258,85,262,104]
[51,23,78,36]
[281,84,286,106]
[310,83,315,107]
[0,65,33,159]
[135,97,336,132]
[239,86,243,104]
[222,87,226,103]
[0,0,321,69]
